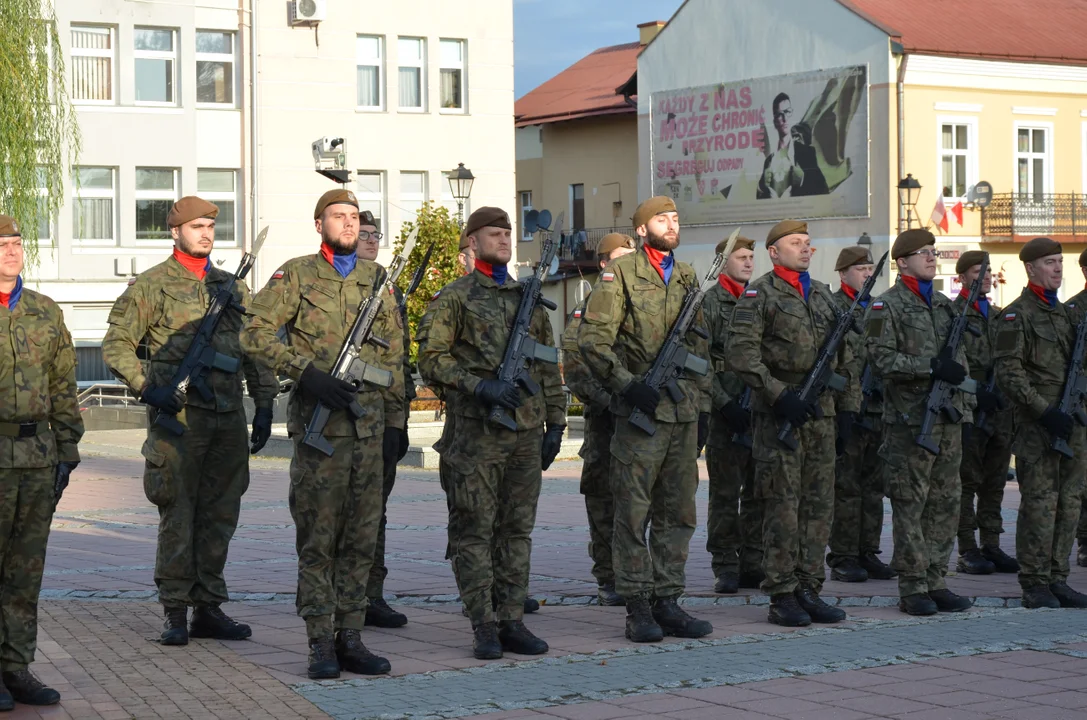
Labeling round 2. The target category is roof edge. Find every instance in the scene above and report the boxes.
[833,0,902,38]
[515,106,637,128]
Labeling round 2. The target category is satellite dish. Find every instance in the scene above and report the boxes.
[575,279,592,304]
[524,210,539,234]
[536,209,553,231]
[973,180,993,208]
[548,255,560,276]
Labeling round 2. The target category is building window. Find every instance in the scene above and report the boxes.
[397,37,425,111]
[357,35,383,110]
[571,183,585,229]
[134,27,176,105]
[71,25,114,103]
[135,168,179,241]
[939,122,974,199]
[520,191,533,241]
[1016,125,1051,200]
[73,167,116,245]
[399,172,427,234]
[356,171,386,246]
[196,31,234,105]
[36,168,53,245]
[439,39,465,111]
[198,169,238,244]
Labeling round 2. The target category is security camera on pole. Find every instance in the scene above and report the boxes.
[313,136,350,186]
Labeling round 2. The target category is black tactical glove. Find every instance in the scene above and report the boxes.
[250,407,274,454]
[772,390,811,427]
[382,427,402,467]
[397,427,410,461]
[140,383,184,414]
[720,399,751,433]
[299,363,356,410]
[930,349,967,385]
[962,422,974,447]
[836,412,856,456]
[975,387,1001,414]
[1040,405,1074,440]
[541,424,566,471]
[697,413,709,457]
[622,381,661,415]
[53,461,78,508]
[474,378,521,410]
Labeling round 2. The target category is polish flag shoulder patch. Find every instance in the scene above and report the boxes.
[573,309,582,318]
[271,270,285,280]
[127,277,137,286]
[1004,311,1017,321]
[744,289,758,297]
[601,272,615,282]
[872,300,884,310]
[431,290,441,300]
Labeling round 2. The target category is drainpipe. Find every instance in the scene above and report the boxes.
[249,0,261,284]
[896,46,908,235]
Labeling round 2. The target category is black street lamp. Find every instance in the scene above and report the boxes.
[898,174,922,230]
[447,163,475,227]
[857,232,872,247]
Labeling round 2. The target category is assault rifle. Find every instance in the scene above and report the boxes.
[777,251,888,450]
[915,253,986,455]
[487,213,563,431]
[730,387,753,448]
[302,228,419,456]
[1050,310,1087,458]
[398,242,434,312]
[855,364,882,433]
[154,226,269,436]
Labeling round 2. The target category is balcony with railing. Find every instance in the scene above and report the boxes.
[556,226,626,263]
[981,193,1087,241]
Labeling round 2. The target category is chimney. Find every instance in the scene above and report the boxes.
[638,20,666,46]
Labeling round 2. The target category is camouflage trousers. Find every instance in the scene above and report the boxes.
[579,409,616,586]
[365,449,399,600]
[958,416,1013,551]
[610,419,698,600]
[705,438,762,578]
[141,406,249,608]
[880,423,961,596]
[0,467,53,671]
[1013,422,1086,589]
[290,433,383,639]
[751,412,834,596]
[828,417,885,565]
[443,416,542,626]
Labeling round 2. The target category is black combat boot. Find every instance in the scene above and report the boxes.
[498,620,549,655]
[1022,585,1061,609]
[365,598,408,628]
[1078,540,1087,568]
[0,670,59,707]
[597,583,624,606]
[859,551,897,580]
[523,597,540,614]
[624,595,664,642]
[956,548,995,575]
[472,621,503,659]
[830,557,868,583]
[738,568,766,589]
[981,545,1019,573]
[1049,581,1087,609]
[898,593,938,616]
[768,593,811,627]
[929,589,972,612]
[335,629,391,675]
[190,604,252,640]
[0,676,13,712]
[307,636,340,679]
[714,572,739,594]
[651,597,713,638]
[795,587,846,623]
[160,606,189,646]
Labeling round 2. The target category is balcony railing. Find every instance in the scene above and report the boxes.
[557,226,626,261]
[982,193,1087,239]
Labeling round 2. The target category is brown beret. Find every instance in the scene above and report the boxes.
[891,228,935,259]
[313,188,359,220]
[1019,236,1062,263]
[955,250,988,275]
[766,220,808,248]
[1079,248,1087,268]
[597,233,636,258]
[835,246,873,272]
[715,235,755,254]
[359,210,379,230]
[464,206,512,237]
[458,227,470,251]
[0,215,20,238]
[167,196,219,228]
[632,196,677,229]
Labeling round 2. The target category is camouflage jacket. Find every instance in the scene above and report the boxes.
[833,287,882,418]
[392,285,417,406]
[0,289,83,468]
[952,293,1012,424]
[561,301,610,414]
[702,281,748,446]
[102,257,278,414]
[728,270,856,416]
[866,279,969,426]
[577,248,711,423]
[240,254,405,438]
[416,268,565,430]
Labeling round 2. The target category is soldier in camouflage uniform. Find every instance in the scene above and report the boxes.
[417,207,565,660]
[994,237,1087,609]
[103,197,278,645]
[826,246,896,583]
[561,232,636,607]
[703,234,765,595]
[1067,249,1087,568]
[953,251,1019,576]
[356,212,413,629]
[866,229,973,616]
[729,220,854,627]
[0,215,83,709]
[578,196,714,643]
[241,189,405,678]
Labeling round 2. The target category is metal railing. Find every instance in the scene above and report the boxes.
[982,193,1087,238]
[558,226,626,260]
[78,382,138,407]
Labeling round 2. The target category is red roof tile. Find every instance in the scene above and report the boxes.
[839,0,1087,65]
[515,42,639,127]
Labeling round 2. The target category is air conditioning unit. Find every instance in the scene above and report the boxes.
[290,0,326,25]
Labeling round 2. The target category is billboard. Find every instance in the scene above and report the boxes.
[649,65,869,225]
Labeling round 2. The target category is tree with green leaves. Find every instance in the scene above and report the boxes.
[0,0,81,264]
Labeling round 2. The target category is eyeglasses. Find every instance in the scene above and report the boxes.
[906,249,938,259]
[358,231,383,242]
[774,108,793,121]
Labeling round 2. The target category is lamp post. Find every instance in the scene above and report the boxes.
[857,232,872,247]
[897,173,922,231]
[447,163,475,227]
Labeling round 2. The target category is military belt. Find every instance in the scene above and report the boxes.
[770,369,808,385]
[0,420,49,438]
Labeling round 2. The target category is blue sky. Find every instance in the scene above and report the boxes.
[514,0,685,99]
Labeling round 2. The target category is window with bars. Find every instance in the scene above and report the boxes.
[439,39,465,111]
[73,167,116,245]
[398,38,425,111]
[357,35,384,110]
[134,27,176,105]
[71,25,114,103]
[196,31,234,105]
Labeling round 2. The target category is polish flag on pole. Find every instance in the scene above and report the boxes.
[931,195,950,233]
[949,199,964,226]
